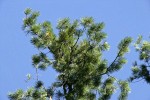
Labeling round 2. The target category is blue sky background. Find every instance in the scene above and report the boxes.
[0,0,150,100]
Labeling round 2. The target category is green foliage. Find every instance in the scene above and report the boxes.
[107,37,132,73]
[8,8,133,100]
[24,8,32,15]
[99,77,116,100]
[35,81,44,89]
[118,81,130,100]
[32,53,51,70]
[129,36,150,83]
[8,89,24,100]
[8,82,48,100]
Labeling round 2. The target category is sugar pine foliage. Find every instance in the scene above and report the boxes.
[8,8,132,100]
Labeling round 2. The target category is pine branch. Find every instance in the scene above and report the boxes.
[35,68,39,81]
[107,39,130,72]
[131,78,144,83]
[108,46,122,69]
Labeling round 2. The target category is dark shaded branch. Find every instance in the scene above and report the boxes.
[35,68,39,81]
[108,40,129,70]
[131,78,144,83]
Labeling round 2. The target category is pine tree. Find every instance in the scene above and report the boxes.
[129,35,150,83]
[8,8,132,100]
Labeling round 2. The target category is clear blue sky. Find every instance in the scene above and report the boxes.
[0,0,150,100]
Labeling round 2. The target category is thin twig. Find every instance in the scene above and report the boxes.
[35,68,39,81]
[131,78,144,83]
